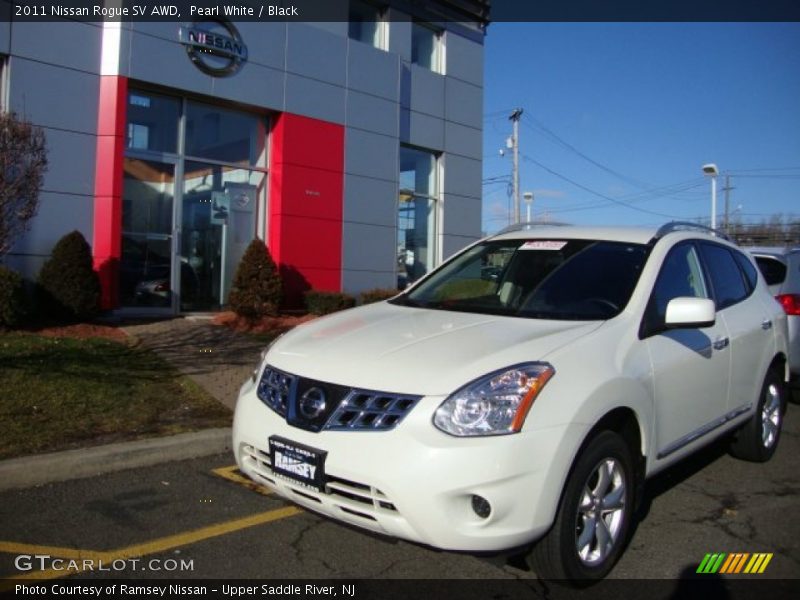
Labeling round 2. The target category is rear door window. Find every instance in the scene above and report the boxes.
[699,243,750,310]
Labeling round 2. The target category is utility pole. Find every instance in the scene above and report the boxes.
[509,108,523,223]
[722,175,735,234]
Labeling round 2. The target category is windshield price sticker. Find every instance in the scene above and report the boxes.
[520,241,568,251]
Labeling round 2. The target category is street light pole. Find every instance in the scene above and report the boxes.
[509,108,523,223]
[702,163,719,231]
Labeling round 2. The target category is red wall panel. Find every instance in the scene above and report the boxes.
[269,113,345,306]
[92,75,128,310]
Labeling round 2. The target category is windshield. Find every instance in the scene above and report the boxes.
[390,238,650,320]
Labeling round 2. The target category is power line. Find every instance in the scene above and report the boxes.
[519,113,654,191]
[520,152,687,219]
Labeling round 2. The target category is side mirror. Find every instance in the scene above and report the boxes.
[665,297,716,329]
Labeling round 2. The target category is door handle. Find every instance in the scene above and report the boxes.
[762,319,773,331]
[713,337,730,351]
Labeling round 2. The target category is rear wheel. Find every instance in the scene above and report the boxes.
[729,369,785,462]
[527,431,635,583]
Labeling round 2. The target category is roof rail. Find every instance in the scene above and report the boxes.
[650,221,731,244]
[492,221,571,237]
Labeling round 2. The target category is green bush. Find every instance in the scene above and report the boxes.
[228,240,283,318]
[304,290,356,315]
[37,231,100,321]
[0,266,26,328]
[359,288,400,305]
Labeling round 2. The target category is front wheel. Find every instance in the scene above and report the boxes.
[729,369,785,462]
[527,430,635,583]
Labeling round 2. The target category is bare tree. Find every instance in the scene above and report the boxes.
[0,112,48,256]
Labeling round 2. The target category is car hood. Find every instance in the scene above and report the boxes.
[266,302,604,396]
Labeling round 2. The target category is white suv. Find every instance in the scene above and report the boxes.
[233,223,789,582]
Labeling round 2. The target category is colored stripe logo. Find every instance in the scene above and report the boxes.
[697,553,773,574]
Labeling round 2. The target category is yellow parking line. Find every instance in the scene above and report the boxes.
[212,464,273,497]
[2,465,294,587]
[1,506,302,586]
[108,505,302,560]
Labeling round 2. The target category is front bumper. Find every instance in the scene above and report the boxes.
[232,377,584,553]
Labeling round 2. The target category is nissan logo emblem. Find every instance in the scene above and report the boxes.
[179,19,248,77]
[299,387,327,420]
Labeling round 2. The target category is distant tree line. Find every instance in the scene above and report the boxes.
[725,215,800,247]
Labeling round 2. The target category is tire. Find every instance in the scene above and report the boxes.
[729,369,785,462]
[527,430,636,584]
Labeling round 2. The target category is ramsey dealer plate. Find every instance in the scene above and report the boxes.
[269,436,327,491]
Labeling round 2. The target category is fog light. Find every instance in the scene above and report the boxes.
[471,494,491,519]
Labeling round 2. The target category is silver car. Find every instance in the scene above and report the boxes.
[748,247,800,382]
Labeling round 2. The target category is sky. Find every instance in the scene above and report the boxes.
[481,23,800,234]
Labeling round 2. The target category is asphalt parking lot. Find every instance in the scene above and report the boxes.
[1,395,798,594]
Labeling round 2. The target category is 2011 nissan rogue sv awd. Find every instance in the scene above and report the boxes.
[233,222,789,582]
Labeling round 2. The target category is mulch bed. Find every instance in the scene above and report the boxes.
[212,311,316,335]
[13,323,129,343]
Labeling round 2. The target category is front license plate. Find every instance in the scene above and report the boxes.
[269,436,327,491]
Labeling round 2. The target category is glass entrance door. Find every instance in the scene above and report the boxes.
[119,158,176,311]
[180,162,265,311]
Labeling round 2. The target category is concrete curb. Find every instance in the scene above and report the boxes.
[0,428,232,492]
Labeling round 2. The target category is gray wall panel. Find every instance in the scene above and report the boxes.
[343,269,396,295]
[445,77,482,127]
[11,21,101,74]
[41,129,96,197]
[2,254,46,281]
[444,121,481,160]
[234,22,287,71]
[343,175,397,227]
[286,23,346,87]
[347,42,399,102]
[443,155,482,199]
[285,74,345,124]
[387,16,412,62]
[346,90,398,138]
[128,31,213,96]
[211,64,285,112]
[442,194,482,237]
[342,222,396,272]
[409,65,444,118]
[402,109,444,151]
[305,22,348,37]
[442,234,480,261]
[345,128,398,182]
[9,59,99,133]
[8,192,93,259]
[444,32,483,87]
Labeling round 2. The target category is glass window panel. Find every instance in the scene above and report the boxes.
[181,161,266,311]
[185,101,267,168]
[126,91,179,153]
[349,1,384,48]
[400,146,436,196]
[412,22,441,72]
[120,158,175,308]
[397,195,436,289]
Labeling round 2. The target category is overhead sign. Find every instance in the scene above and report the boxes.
[178,20,248,77]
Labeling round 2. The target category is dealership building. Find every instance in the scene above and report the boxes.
[0,1,486,312]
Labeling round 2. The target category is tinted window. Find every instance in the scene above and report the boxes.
[732,250,759,291]
[754,256,787,286]
[646,243,709,330]
[395,239,649,321]
[700,243,749,309]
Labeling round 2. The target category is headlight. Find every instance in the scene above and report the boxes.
[433,363,555,436]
